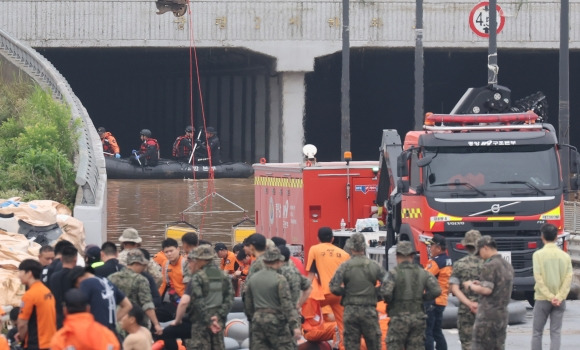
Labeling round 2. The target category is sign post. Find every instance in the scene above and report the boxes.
[469,2,505,38]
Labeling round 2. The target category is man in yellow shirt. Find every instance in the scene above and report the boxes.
[531,223,573,350]
[306,227,349,350]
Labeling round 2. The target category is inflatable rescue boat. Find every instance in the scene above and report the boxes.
[105,157,253,179]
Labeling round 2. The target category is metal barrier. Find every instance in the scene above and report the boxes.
[569,235,580,267]
[564,201,580,266]
[0,28,106,244]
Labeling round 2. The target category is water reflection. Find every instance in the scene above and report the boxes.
[106,178,255,252]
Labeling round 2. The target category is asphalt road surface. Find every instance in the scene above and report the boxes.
[441,300,580,350]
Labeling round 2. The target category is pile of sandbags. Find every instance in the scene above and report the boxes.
[0,231,41,306]
[0,198,87,306]
[0,198,85,253]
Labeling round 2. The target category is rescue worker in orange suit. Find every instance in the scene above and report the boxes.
[194,126,222,164]
[215,243,238,276]
[158,238,186,304]
[172,125,194,162]
[98,127,121,158]
[50,289,120,350]
[424,234,453,350]
[130,129,160,166]
[306,227,350,350]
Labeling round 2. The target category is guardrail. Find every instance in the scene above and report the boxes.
[0,28,106,244]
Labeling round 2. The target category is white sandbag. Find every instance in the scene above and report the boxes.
[224,337,240,350]
[224,319,249,344]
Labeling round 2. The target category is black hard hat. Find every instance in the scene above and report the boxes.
[97,127,106,134]
[206,127,217,134]
[140,129,152,137]
[185,125,194,133]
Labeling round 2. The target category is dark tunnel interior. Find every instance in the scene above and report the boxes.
[37,47,579,162]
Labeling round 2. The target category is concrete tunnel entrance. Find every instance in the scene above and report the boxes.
[38,47,579,163]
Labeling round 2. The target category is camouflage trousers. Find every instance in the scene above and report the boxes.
[472,313,508,350]
[343,305,381,350]
[386,313,427,350]
[185,322,225,350]
[250,311,296,350]
[457,307,476,350]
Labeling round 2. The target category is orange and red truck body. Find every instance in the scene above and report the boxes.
[254,161,378,258]
[378,112,578,300]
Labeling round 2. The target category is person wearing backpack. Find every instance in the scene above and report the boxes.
[184,245,234,349]
[108,250,163,336]
[329,233,387,350]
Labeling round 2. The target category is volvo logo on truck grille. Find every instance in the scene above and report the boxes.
[469,201,520,216]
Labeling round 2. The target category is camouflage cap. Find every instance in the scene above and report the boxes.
[262,247,285,262]
[350,233,366,252]
[396,241,416,256]
[126,249,148,265]
[119,227,142,243]
[474,235,496,256]
[461,230,482,248]
[188,244,215,260]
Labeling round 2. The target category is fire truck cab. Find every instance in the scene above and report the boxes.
[377,85,580,303]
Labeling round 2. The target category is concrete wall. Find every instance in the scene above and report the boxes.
[1,0,579,51]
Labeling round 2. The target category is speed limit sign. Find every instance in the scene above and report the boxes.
[469,2,505,38]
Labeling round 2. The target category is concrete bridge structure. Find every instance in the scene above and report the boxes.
[1,0,580,164]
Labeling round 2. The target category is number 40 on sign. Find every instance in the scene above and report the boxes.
[469,1,506,38]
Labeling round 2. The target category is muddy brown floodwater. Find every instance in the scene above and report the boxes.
[106,178,255,252]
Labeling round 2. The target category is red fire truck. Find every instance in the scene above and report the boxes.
[254,158,379,259]
[376,85,580,303]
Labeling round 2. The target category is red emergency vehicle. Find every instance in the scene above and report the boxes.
[254,159,379,258]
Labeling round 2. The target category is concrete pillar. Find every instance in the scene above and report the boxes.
[249,44,339,162]
[73,173,107,246]
[280,72,306,162]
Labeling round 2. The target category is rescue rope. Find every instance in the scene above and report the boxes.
[186,0,215,236]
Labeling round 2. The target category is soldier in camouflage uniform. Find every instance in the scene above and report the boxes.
[185,244,234,350]
[380,241,441,350]
[329,233,387,350]
[244,247,302,350]
[117,227,163,287]
[108,249,164,335]
[448,230,483,350]
[244,233,268,281]
[463,236,514,350]
[278,245,312,308]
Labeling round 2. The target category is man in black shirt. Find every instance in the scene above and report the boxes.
[94,241,124,278]
[45,240,74,284]
[48,245,78,329]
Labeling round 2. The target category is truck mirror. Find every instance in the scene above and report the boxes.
[397,152,409,177]
[397,179,409,193]
[417,154,434,167]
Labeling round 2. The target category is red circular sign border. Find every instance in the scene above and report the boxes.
[469,2,506,38]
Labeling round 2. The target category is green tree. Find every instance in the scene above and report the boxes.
[0,81,79,207]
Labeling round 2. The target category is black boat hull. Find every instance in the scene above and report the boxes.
[105,158,253,179]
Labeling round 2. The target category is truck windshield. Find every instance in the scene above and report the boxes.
[423,144,560,192]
